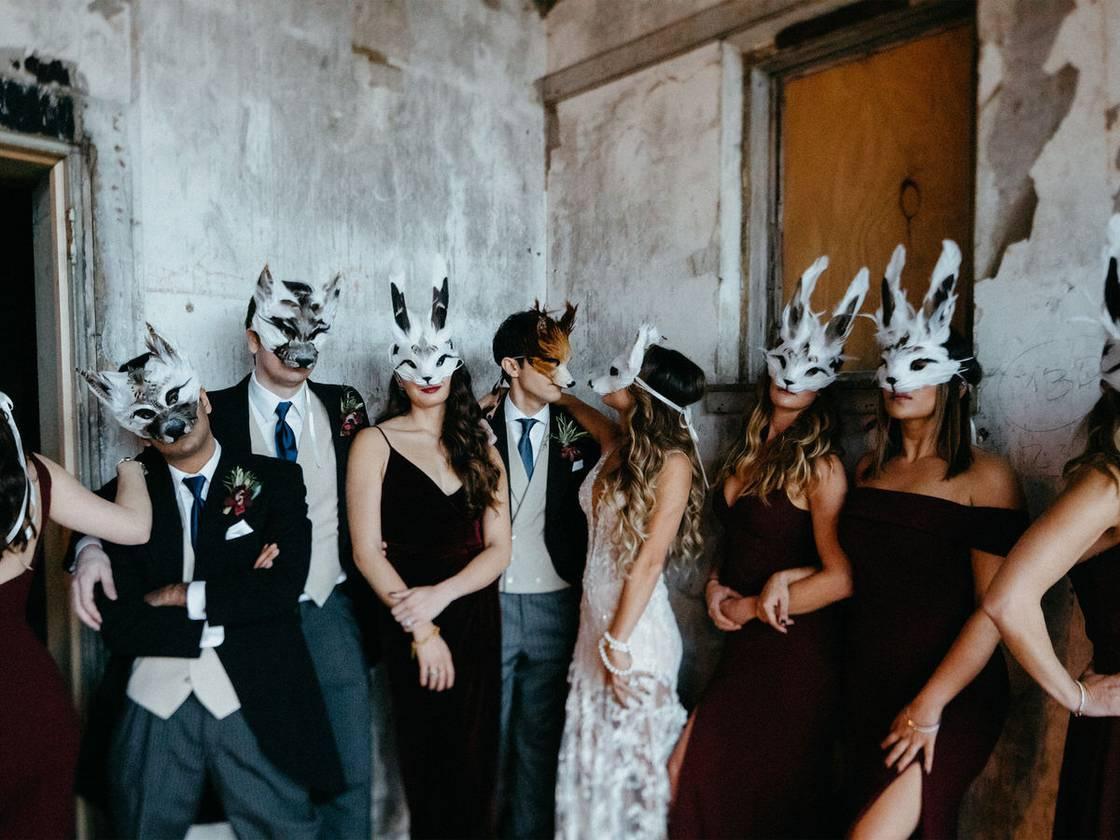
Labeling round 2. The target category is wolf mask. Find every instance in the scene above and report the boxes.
[1091,214,1120,392]
[874,240,965,393]
[389,256,463,385]
[765,256,869,393]
[81,324,202,443]
[250,267,341,371]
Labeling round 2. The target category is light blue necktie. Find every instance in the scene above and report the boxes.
[275,401,298,462]
[516,417,538,480]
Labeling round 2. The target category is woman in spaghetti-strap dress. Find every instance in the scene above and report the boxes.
[347,280,512,839]
[984,221,1120,838]
[669,258,868,838]
[843,243,1027,839]
[0,394,151,839]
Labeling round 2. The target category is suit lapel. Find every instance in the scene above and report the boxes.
[195,448,240,567]
[221,376,254,453]
[545,409,567,513]
[143,452,185,582]
[489,398,511,471]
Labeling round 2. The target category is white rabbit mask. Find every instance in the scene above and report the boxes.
[874,240,965,393]
[389,257,463,385]
[1092,214,1120,392]
[765,256,869,393]
[0,392,32,546]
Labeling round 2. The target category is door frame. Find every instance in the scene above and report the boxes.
[735,1,976,384]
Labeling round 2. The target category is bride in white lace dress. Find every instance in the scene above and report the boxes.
[554,330,708,840]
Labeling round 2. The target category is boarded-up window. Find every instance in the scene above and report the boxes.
[779,24,975,371]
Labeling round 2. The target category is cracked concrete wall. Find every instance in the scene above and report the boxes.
[547,0,1120,836]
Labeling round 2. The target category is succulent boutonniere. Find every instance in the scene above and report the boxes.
[553,415,590,463]
[340,391,368,437]
[222,466,262,517]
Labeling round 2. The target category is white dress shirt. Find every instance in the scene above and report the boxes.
[248,371,309,456]
[505,399,550,466]
[169,441,225,649]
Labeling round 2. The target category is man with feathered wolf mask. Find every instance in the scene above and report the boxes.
[72,268,376,837]
[75,324,345,837]
[486,302,599,838]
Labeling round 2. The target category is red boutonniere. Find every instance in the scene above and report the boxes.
[553,415,589,463]
[222,466,262,517]
[340,392,368,437]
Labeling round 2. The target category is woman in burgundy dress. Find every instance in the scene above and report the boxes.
[347,277,512,839]
[984,221,1120,838]
[0,393,151,839]
[669,258,867,838]
[843,243,1027,839]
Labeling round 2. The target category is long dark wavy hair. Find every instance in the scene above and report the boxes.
[718,370,842,501]
[377,364,501,519]
[601,345,707,576]
[0,416,35,553]
[1064,386,1120,485]
[862,331,980,482]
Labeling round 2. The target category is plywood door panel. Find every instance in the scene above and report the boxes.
[780,24,974,371]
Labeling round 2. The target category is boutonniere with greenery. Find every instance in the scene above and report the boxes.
[222,466,262,517]
[340,391,368,437]
[553,415,590,463]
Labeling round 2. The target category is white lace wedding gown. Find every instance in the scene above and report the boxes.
[554,455,688,840]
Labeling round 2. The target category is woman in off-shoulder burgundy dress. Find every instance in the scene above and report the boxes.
[376,433,502,838]
[1053,545,1120,837]
[839,488,1027,837]
[0,457,80,840]
[669,488,842,838]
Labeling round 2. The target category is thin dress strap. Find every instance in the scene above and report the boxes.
[375,425,395,451]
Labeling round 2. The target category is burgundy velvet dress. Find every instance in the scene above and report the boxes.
[377,435,501,839]
[839,487,1027,838]
[0,457,80,839]
[669,490,842,839]
[1053,544,1120,839]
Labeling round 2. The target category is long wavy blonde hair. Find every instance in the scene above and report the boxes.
[599,346,707,577]
[718,372,841,502]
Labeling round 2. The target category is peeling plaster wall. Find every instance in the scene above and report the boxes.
[547,0,1120,836]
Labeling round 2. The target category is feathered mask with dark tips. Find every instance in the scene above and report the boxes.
[874,240,965,393]
[1091,214,1120,392]
[388,256,463,385]
[250,267,341,371]
[765,256,869,393]
[81,324,202,443]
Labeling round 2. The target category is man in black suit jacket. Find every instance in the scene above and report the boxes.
[73,276,376,837]
[83,346,343,838]
[488,306,599,838]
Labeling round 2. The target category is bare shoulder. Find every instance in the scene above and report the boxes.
[1062,461,1120,502]
[351,424,390,462]
[659,450,694,488]
[968,447,1024,509]
[812,453,848,495]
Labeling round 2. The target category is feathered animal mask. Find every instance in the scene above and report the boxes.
[504,302,579,389]
[81,324,203,443]
[250,267,341,371]
[765,256,869,393]
[1089,214,1120,392]
[389,256,463,385]
[874,240,965,393]
[0,392,32,546]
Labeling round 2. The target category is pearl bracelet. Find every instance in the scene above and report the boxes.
[598,636,633,677]
[602,631,632,654]
[906,716,941,735]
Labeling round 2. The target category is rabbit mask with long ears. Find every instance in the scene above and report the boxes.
[1091,214,1120,392]
[589,324,662,395]
[250,267,341,371]
[765,256,870,393]
[389,257,463,385]
[81,324,203,443]
[0,392,32,547]
[874,240,965,393]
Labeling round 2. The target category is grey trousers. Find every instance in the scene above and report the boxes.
[300,587,373,840]
[109,696,319,840]
[498,588,580,839]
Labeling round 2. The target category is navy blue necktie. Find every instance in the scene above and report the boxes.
[516,418,538,480]
[182,475,206,550]
[275,401,298,463]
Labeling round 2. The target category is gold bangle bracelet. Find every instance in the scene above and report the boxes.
[410,625,441,659]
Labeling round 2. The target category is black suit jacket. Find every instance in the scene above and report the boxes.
[93,446,345,796]
[488,398,599,586]
[206,376,378,658]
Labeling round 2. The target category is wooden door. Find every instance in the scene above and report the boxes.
[779,24,975,371]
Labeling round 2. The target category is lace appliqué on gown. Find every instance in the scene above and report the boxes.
[554,454,687,840]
